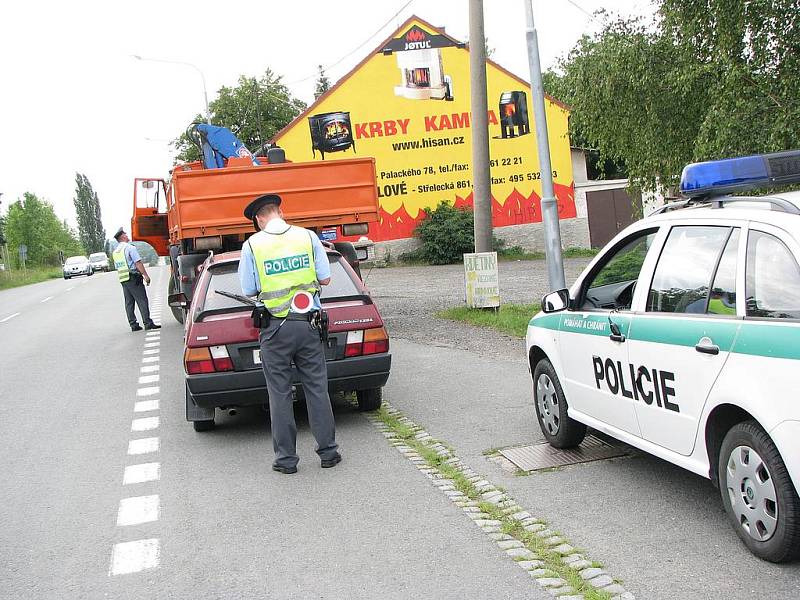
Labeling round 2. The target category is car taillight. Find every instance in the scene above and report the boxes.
[344,327,389,357]
[363,327,389,355]
[185,345,233,374]
[210,345,233,371]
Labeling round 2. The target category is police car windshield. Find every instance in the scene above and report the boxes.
[200,256,360,313]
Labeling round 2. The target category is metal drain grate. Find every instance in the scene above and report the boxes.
[499,435,628,472]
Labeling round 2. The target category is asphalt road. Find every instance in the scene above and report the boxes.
[0,268,547,599]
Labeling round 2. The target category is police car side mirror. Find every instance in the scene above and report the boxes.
[542,289,570,313]
[168,292,189,309]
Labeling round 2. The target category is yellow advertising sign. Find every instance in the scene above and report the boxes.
[275,16,575,242]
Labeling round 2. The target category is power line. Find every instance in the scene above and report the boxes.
[565,0,606,25]
[286,0,416,85]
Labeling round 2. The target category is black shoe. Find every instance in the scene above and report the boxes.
[131,324,143,332]
[321,454,342,469]
[272,464,298,474]
[144,323,161,330]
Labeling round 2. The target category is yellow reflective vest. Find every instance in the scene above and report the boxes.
[113,243,131,283]
[249,226,320,317]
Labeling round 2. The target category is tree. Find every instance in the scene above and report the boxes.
[314,65,331,99]
[73,173,106,253]
[4,193,82,267]
[547,0,800,192]
[173,70,306,162]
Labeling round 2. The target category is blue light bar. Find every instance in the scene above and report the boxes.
[681,150,800,198]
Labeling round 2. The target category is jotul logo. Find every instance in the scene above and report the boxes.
[404,27,431,50]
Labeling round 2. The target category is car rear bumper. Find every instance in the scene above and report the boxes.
[186,353,392,408]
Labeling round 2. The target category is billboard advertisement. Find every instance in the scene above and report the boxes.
[274,17,575,242]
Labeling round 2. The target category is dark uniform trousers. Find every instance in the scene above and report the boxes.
[259,318,338,468]
[121,273,153,327]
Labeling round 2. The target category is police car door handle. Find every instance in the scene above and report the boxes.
[608,318,626,343]
[695,338,720,355]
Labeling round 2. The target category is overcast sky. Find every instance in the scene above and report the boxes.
[0,0,655,239]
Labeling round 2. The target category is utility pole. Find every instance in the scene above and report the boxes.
[524,0,566,290]
[469,0,493,253]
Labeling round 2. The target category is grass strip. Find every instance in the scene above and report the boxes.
[436,303,540,338]
[372,404,616,600]
[0,267,63,291]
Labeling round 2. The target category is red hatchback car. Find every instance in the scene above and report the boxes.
[175,249,391,431]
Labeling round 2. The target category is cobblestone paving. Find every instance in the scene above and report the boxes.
[361,258,592,363]
[365,401,636,600]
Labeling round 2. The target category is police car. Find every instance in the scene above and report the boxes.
[526,151,800,562]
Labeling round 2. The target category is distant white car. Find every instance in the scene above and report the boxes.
[89,252,110,272]
[63,255,93,279]
[527,150,800,562]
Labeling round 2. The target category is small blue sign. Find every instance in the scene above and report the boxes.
[320,228,338,242]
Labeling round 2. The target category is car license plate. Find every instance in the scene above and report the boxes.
[253,349,261,364]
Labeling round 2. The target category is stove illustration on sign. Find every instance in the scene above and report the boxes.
[499,91,530,139]
[308,111,356,160]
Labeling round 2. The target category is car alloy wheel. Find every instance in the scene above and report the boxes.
[536,373,559,435]
[725,445,778,542]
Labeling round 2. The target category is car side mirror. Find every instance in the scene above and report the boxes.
[355,247,369,261]
[541,289,570,313]
[168,292,189,309]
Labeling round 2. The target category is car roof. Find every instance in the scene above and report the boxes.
[645,190,800,231]
[205,247,341,266]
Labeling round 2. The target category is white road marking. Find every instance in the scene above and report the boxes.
[138,375,159,384]
[40,296,53,303]
[128,437,159,455]
[140,365,160,373]
[143,349,160,355]
[142,356,159,363]
[109,538,160,575]
[0,312,21,323]
[117,495,160,526]
[123,462,160,485]
[131,417,159,432]
[66,287,74,291]
[144,342,160,348]
[137,386,159,397]
[134,399,159,412]
[145,331,160,337]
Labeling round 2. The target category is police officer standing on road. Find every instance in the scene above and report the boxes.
[238,194,341,474]
[112,228,160,332]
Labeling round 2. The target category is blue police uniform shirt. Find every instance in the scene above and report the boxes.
[122,243,142,272]
[238,218,331,310]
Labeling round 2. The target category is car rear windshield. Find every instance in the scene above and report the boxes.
[89,253,106,261]
[65,256,87,264]
[199,256,361,313]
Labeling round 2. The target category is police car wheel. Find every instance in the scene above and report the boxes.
[719,421,800,562]
[532,359,586,448]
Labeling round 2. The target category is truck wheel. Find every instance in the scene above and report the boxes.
[533,359,586,448]
[719,420,800,562]
[168,276,185,324]
[333,241,362,280]
[356,388,382,411]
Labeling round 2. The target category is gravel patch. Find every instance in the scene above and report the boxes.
[361,258,592,363]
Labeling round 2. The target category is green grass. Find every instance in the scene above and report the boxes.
[436,303,540,338]
[373,405,616,600]
[0,267,63,291]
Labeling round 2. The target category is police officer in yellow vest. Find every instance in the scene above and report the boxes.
[238,194,341,474]
[112,228,160,332]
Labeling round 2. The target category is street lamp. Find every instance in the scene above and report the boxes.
[132,55,211,124]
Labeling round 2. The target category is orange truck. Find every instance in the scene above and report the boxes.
[131,149,380,323]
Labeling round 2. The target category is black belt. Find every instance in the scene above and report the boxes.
[272,310,319,322]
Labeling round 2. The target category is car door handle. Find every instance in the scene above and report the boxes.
[610,333,626,343]
[608,318,625,342]
[695,337,719,355]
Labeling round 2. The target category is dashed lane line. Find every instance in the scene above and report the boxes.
[109,539,160,575]
[140,365,160,373]
[134,400,159,413]
[40,296,53,303]
[131,417,159,432]
[138,375,159,385]
[128,437,159,455]
[137,387,159,397]
[117,495,160,526]
[123,462,160,485]
[0,312,21,323]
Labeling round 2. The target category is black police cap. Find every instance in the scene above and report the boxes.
[243,194,282,220]
[114,227,126,240]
